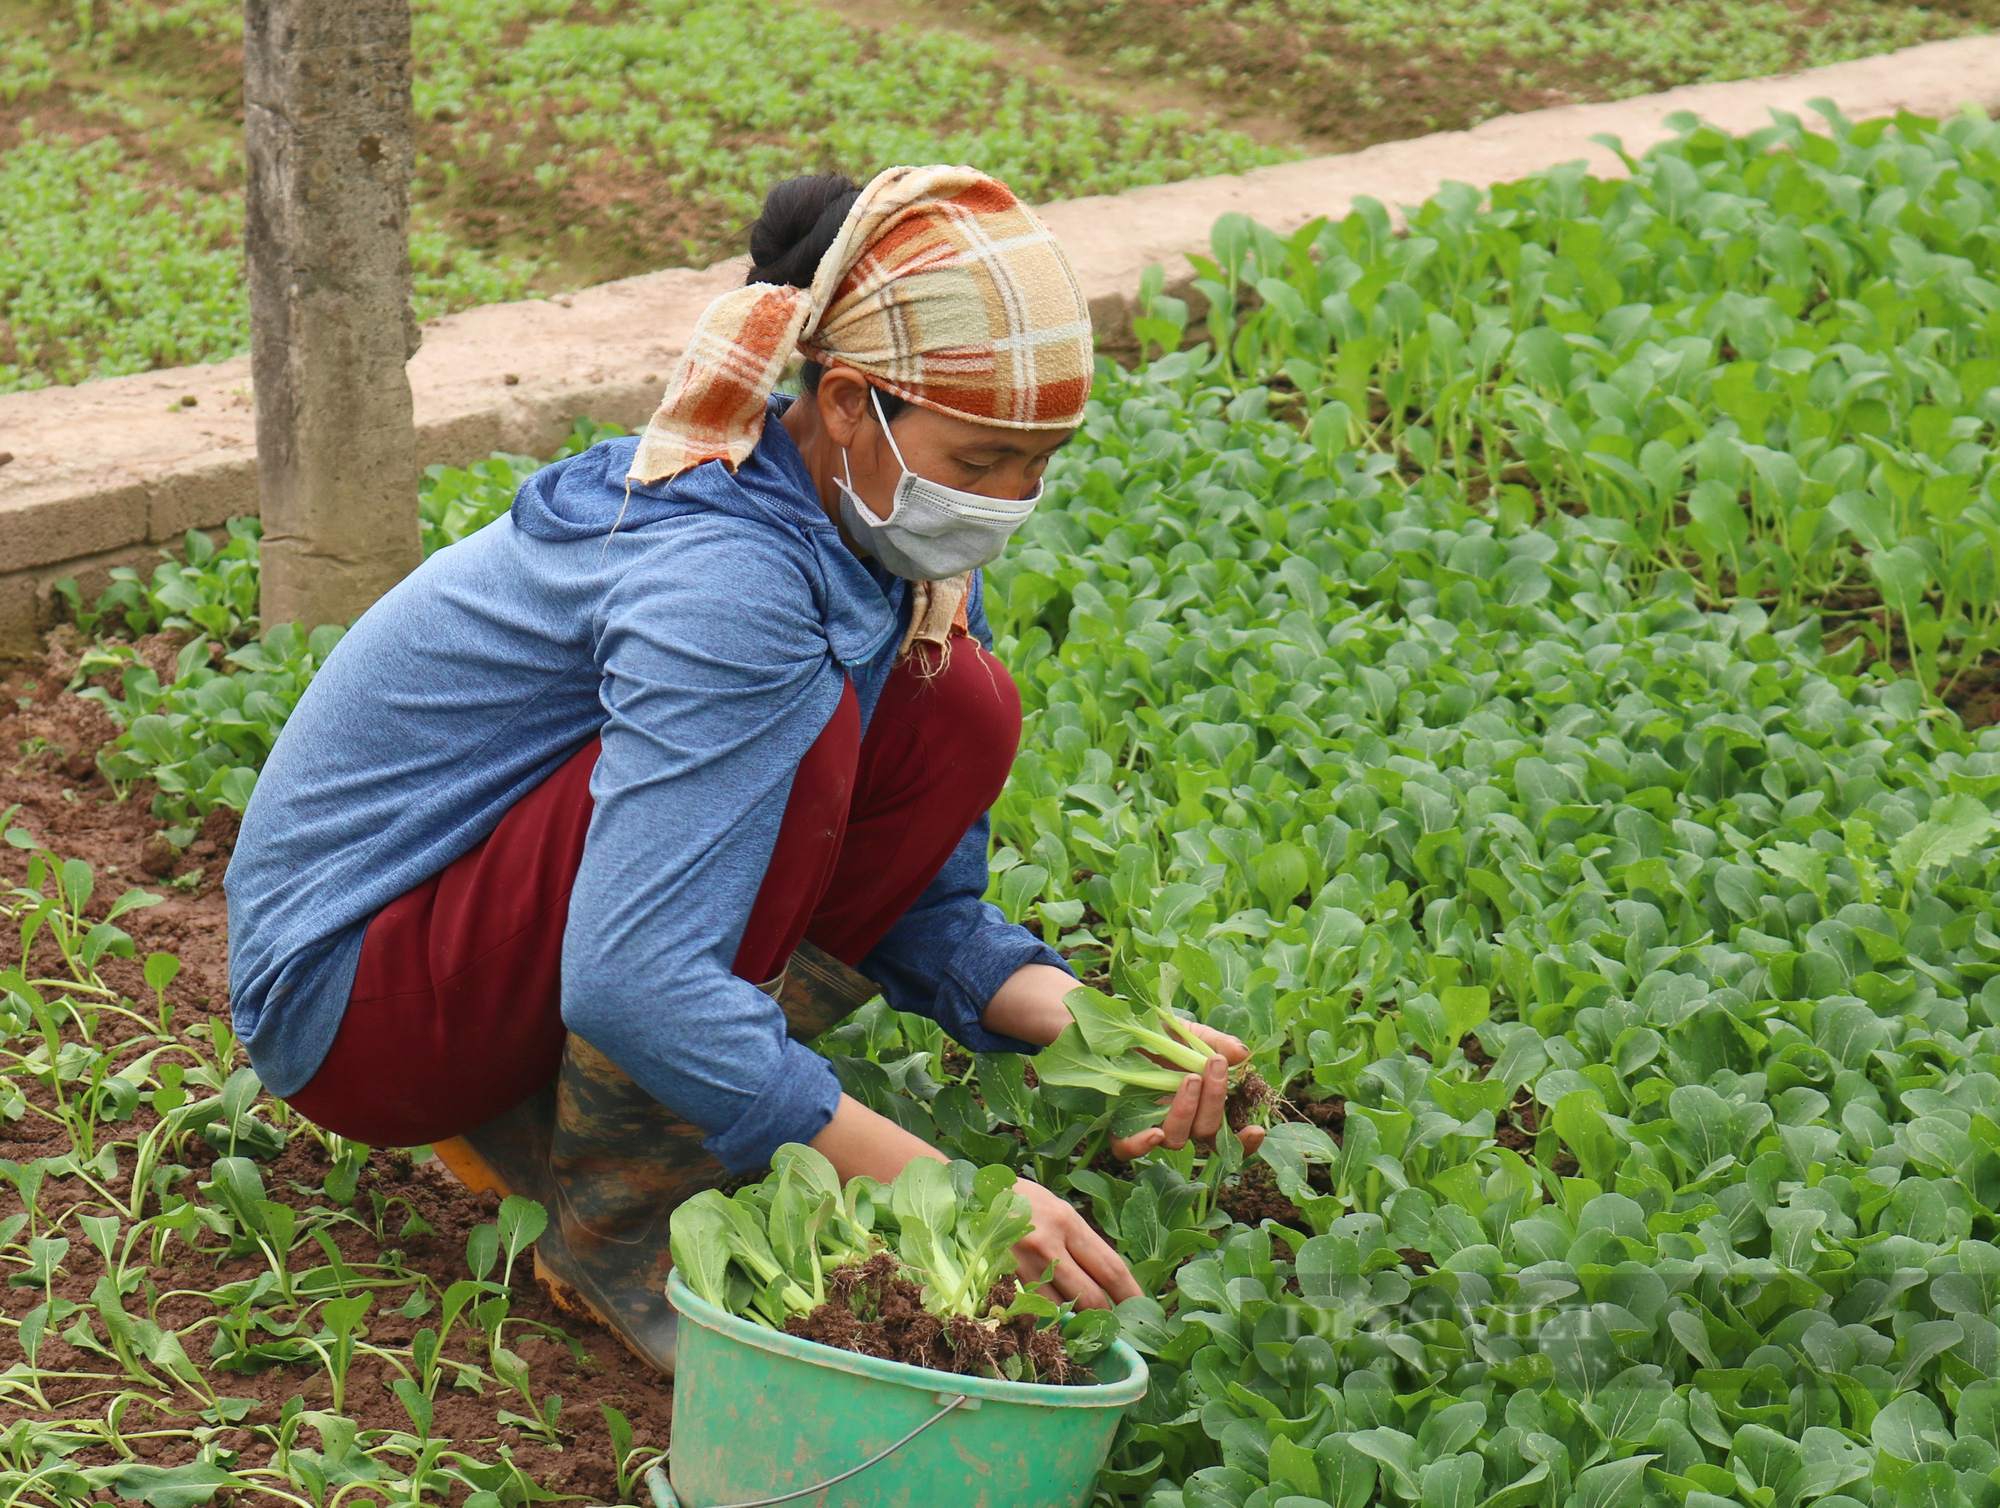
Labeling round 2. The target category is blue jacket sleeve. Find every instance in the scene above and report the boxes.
[855,570,1075,1053]
[559,518,846,1173]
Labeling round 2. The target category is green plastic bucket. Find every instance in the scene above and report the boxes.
[655,1270,1149,1508]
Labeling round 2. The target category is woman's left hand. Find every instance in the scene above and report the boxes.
[1110,1021,1266,1162]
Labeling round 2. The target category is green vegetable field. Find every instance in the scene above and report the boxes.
[0,0,1276,393]
[12,102,2000,1506]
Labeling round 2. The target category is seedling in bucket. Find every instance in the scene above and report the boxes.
[658,1145,1148,1507]
[669,1144,1115,1382]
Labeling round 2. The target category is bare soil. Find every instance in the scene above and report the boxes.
[784,1252,1083,1385]
[0,642,674,1499]
[1494,1091,1539,1154]
[1282,1090,1345,1137]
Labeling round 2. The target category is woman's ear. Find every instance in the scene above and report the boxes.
[815,365,874,451]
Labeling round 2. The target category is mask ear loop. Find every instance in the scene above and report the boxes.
[838,431,865,510]
[870,385,911,476]
[841,384,904,527]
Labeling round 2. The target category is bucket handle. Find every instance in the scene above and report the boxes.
[645,1393,970,1508]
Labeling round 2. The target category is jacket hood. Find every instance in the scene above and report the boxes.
[508,397,899,669]
[511,396,824,541]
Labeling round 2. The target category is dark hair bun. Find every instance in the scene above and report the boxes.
[746,174,860,289]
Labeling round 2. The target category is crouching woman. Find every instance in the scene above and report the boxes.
[224,165,1255,1374]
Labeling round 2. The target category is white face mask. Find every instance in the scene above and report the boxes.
[835,387,1041,581]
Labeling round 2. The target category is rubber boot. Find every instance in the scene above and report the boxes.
[431,941,880,1376]
[429,1081,557,1203]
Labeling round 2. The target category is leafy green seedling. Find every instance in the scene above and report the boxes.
[602,1404,658,1505]
[672,1144,1100,1381]
[1035,985,1218,1097]
[306,1294,372,1413]
[1401,985,1491,1068]
[890,1157,1033,1320]
[143,952,180,1034]
[495,1196,547,1289]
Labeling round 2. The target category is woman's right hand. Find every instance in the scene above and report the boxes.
[1011,1176,1139,1310]
[811,1094,1140,1309]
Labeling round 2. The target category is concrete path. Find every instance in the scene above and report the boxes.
[2,32,1997,647]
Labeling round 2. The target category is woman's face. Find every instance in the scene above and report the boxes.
[812,365,1073,522]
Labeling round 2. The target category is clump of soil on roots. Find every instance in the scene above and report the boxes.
[784,1253,1083,1386]
[1224,1068,1276,1132]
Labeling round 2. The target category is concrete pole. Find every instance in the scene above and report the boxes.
[244,0,422,630]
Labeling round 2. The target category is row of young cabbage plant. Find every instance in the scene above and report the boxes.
[1140,105,2000,701]
[947,109,2000,1494]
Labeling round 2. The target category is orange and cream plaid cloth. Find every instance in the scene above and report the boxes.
[627,164,1093,484]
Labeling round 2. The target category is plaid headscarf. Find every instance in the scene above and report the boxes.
[626,165,1093,487]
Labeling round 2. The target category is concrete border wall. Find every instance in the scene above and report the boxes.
[3,33,1998,651]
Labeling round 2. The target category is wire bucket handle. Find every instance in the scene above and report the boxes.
[645,1393,971,1508]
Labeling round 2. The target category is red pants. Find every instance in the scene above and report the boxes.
[286,644,1021,1147]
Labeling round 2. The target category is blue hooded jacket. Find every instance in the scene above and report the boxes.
[224,399,1066,1171]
